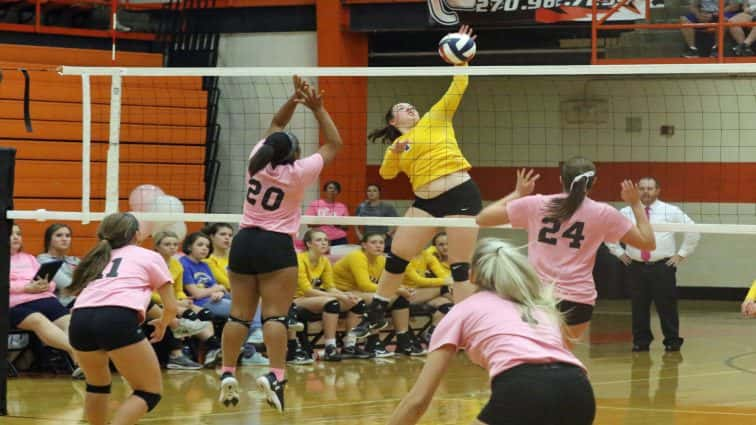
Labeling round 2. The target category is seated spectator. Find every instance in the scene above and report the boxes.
[37,223,80,308]
[424,232,450,278]
[293,229,367,362]
[306,180,349,245]
[730,1,756,55]
[202,222,267,365]
[402,252,454,343]
[9,224,82,378]
[180,232,231,322]
[681,0,742,57]
[333,232,425,357]
[355,184,398,252]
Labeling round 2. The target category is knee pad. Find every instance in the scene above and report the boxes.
[437,303,454,314]
[86,383,111,394]
[450,262,470,283]
[196,308,213,321]
[385,252,411,274]
[262,316,288,329]
[392,296,410,310]
[133,390,162,412]
[181,309,198,321]
[227,315,252,328]
[296,308,316,322]
[350,300,366,315]
[323,299,341,314]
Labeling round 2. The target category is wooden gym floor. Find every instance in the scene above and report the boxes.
[4,299,756,424]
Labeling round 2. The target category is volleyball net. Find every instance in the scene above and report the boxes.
[5,64,756,286]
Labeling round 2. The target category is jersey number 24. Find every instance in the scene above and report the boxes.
[537,218,585,249]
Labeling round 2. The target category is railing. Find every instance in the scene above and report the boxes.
[591,0,756,63]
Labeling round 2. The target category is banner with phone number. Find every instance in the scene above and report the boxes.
[428,0,663,25]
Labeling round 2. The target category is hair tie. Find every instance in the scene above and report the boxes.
[569,170,595,192]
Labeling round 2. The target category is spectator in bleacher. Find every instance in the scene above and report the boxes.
[681,0,742,57]
[37,223,80,308]
[355,184,398,252]
[10,224,82,379]
[306,180,349,246]
[202,222,268,365]
[293,229,368,362]
[333,232,425,357]
[729,1,756,55]
[402,251,455,344]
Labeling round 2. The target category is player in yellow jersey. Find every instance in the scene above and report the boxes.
[352,26,481,339]
[291,229,366,361]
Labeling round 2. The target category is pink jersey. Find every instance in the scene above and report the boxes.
[240,140,325,236]
[10,252,56,308]
[73,245,172,322]
[507,194,633,305]
[304,199,349,241]
[429,291,584,379]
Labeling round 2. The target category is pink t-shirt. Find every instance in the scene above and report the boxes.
[73,245,172,322]
[429,291,584,379]
[507,194,633,305]
[305,199,349,241]
[10,252,56,308]
[240,140,325,236]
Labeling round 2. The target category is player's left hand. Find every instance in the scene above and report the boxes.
[456,24,477,41]
[515,168,539,197]
[148,319,168,343]
[666,255,684,268]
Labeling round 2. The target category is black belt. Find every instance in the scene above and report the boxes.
[632,258,669,265]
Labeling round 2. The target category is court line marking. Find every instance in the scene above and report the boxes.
[598,405,756,417]
[592,369,742,385]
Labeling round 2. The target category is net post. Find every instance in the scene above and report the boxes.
[0,147,16,416]
[81,74,92,224]
[105,72,123,214]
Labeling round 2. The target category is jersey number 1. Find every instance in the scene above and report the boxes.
[537,218,585,249]
[247,178,284,211]
[97,257,123,279]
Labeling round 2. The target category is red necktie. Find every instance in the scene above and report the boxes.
[641,206,651,261]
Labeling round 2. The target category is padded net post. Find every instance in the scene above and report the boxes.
[0,147,16,416]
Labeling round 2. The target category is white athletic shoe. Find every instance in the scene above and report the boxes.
[219,375,240,407]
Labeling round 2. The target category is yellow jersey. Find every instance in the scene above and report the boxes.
[379,72,471,191]
[403,254,448,288]
[205,254,230,291]
[297,252,335,298]
[152,256,188,304]
[746,281,756,301]
[423,246,450,278]
[333,249,385,293]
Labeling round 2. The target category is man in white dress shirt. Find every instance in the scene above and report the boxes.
[606,177,700,352]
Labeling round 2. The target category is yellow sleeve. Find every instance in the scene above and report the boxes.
[170,258,188,300]
[746,280,756,301]
[404,257,446,288]
[297,254,313,297]
[151,291,162,304]
[206,256,230,291]
[379,146,402,180]
[321,258,335,290]
[350,252,379,293]
[426,69,468,123]
[423,248,450,279]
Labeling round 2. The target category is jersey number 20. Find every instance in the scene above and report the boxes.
[537,218,585,249]
[247,178,284,211]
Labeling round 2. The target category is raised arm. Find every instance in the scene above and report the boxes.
[264,75,308,137]
[618,181,656,251]
[426,25,476,123]
[476,169,539,227]
[294,81,343,165]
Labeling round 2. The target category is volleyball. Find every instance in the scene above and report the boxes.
[438,32,476,65]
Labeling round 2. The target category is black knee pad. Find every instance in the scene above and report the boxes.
[196,308,213,321]
[227,315,252,328]
[350,300,366,314]
[262,316,289,329]
[181,309,198,321]
[86,383,111,394]
[133,390,162,412]
[392,296,410,310]
[385,252,410,274]
[450,262,470,282]
[437,303,454,314]
[297,308,316,322]
[324,299,341,314]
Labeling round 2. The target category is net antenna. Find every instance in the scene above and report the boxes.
[6,63,756,235]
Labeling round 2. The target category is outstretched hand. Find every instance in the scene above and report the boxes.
[515,168,539,197]
[293,79,324,112]
[457,24,477,41]
[620,180,641,205]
